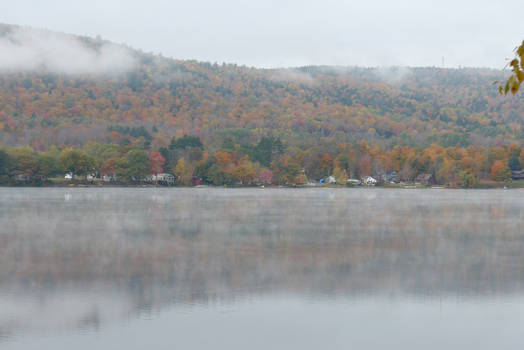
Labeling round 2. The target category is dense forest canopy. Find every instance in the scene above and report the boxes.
[1,62,522,150]
[0,24,523,187]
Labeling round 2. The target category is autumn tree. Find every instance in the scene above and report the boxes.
[302,150,328,180]
[215,152,234,171]
[36,154,58,178]
[58,148,96,178]
[317,153,333,178]
[459,171,478,188]
[232,161,257,185]
[258,169,273,184]
[100,158,120,176]
[83,142,119,170]
[333,166,348,185]
[500,41,524,94]
[174,157,192,185]
[10,147,38,177]
[149,152,166,175]
[206,164,232,185]
[358,155,372,177]
[490,160,511,182]
[117,149,149,181]
[194,155,233,185]
[272,154,299,185]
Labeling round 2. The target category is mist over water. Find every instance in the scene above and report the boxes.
[1,188,523,349]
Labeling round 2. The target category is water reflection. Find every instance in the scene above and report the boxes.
[0,188,523,341]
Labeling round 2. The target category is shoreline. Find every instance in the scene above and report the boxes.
[0,182,521,190]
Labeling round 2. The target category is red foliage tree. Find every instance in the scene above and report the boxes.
[149,152,165,175]
[259,169,273,184]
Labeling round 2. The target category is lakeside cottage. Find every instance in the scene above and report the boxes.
[14,174,47,182]
[102,174,118,182]
[147,173,175,184]
[323,176,336,184]
[363,176,377,185]
[414,173,435,185]
[15,174,32,181]
[64,173,96,180]
[511,170,524,180]
[156,173,175,183]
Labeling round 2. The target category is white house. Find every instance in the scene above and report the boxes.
[102,174,118,182]
[325,176,336,184]
[64,173,96,180]
[14,174,32,181]
[363,176,377,185]
[156,173,175,183]
[148,173,175,184]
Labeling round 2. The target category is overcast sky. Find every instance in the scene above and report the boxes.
[1,0,523,69]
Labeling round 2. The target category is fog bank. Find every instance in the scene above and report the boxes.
[0,25,136,75]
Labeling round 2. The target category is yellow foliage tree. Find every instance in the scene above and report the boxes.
[500,41,524,94]
[174,157,192,185]
[333,166,348,185]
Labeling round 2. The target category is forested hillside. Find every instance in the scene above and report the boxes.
[1,55,522,149]
[0,24,523,186]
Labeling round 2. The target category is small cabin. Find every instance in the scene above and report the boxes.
[363,176,377,185]
[324,176,336,184]
[157,173,175,183]
[414,173,435,185]
[511,170,524,180]
[102,174,118,182]
[14,174,32,181]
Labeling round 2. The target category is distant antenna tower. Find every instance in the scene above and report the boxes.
[442,57,445,68]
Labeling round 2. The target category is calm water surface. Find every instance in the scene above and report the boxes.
[0,188,523,349]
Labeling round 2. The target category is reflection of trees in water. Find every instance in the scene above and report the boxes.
[0,188,523,333]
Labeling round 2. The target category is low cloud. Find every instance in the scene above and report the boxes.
[270,69,315,86]
[372,66,413,84]
[0,25,137,75]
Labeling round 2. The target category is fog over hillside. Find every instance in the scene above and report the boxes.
[0,24,136,75]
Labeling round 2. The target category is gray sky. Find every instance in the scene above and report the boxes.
[1,0,523,68]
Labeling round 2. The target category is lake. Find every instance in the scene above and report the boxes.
[0,187,523,349]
